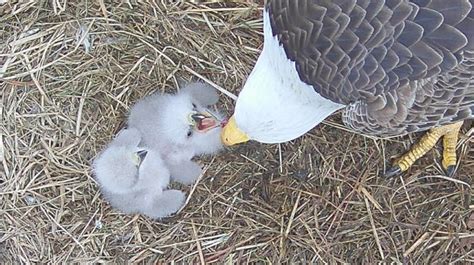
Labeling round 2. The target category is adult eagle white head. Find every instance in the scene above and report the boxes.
[221,0,474,176]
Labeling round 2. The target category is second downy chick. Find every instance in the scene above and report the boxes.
[128,82,226,185]
[93,128,185,219]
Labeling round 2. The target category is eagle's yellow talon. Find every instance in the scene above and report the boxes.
[441,126,461,172]
[388,121,463,177]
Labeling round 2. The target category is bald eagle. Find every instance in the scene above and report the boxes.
[221,0,473,176]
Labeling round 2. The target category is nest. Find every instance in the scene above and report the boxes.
[1,1,473,263]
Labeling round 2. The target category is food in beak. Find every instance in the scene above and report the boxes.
[220,118,229,127]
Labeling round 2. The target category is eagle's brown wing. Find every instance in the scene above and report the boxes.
[268,0,474,136]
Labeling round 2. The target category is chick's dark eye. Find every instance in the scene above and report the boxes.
[192,103,197,109]
[187,130,193,137]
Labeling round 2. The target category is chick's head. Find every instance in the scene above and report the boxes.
[93,128,151,194]
[158,92,225,155]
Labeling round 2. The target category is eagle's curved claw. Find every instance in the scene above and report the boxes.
[384,166,402,178]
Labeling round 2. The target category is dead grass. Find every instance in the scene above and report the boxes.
[1,1,473,263]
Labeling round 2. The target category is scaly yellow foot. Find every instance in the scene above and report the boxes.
[385,121,463,177]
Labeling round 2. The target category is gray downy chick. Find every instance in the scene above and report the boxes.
[93,128,185,219]
[128,82,226,185]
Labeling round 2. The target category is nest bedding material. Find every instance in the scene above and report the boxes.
[0,1,473,263]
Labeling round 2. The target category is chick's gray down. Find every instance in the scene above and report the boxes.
[128,82,224,185]
[93,128,185,219]
[268,0,474,136]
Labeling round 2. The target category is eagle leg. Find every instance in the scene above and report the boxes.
[441,122,463,177]
[385,121,463,178]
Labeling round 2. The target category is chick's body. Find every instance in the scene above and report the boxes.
[93,128,185,219]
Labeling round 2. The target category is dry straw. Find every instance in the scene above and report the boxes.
[1,1,473,263]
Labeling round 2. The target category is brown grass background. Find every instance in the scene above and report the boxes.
[1,1,473,263]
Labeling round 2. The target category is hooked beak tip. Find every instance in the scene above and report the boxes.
[191,113,207,123]
[137,150,148,160]
[191,111,223,132]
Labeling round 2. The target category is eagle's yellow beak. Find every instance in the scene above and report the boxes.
[220,116,250,146]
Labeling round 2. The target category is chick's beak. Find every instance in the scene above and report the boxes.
[220,116,250,146]
[132,150,148,167]
[137,150,148,165]
[191,112,219,132]
[137,150,148,160]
